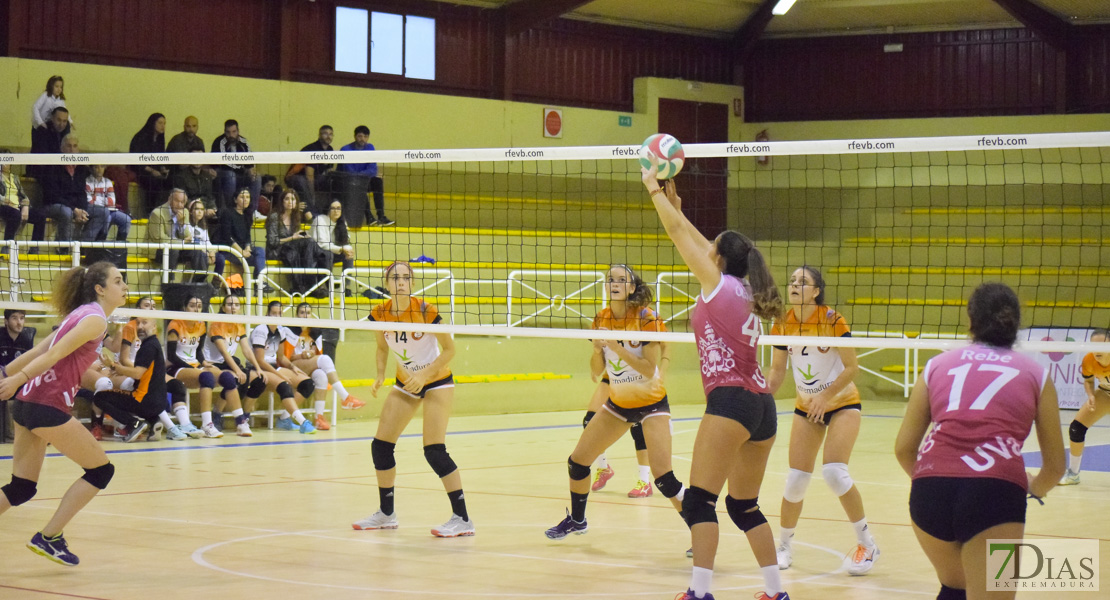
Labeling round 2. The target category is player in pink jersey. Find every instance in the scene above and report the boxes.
[0,262,128,566]
[642,161,789,600]
[896,283,1065,600]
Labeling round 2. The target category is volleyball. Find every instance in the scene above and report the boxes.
[639,133,685,179]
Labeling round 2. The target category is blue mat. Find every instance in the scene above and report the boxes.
[1024,443,1109,471]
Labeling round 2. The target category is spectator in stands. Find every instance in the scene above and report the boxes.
[172,151,217,219]
[40,133,93,250]
[167,115,206,156]
[28,107,72,180]
[31,76,70,131]
[146,188,209,278]
[339,125,393,226]
[211,119,260,215]
[0,151,47,243]
[129,113,171,213]
[0,310,35,442]
[184,199,216,282]
[286,125,336,214]
[258,174,279,218]
[213,187,266,283]
[311,200,355,294]
[85,165,131,242]
[268,189,327,295]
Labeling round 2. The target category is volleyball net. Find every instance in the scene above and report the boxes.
[2,131,1109,403]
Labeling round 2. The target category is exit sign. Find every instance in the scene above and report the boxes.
[618,115,632,127]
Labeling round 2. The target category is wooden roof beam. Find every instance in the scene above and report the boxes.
[733,0,779,64]
[991,0,1072,49]
[503,0,594,36]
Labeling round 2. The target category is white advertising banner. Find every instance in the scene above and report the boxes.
[1018,327,1094,410]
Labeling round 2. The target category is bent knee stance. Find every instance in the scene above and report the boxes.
[316,354,337,374]
[2,475,37,506]
[197,371,216,389]
[371,438,396,471]
[296,378,315,399]
[167,378,187,405]
[568,457,591,481]
[218,371,238,391]
[654,471,684,499]
[311,369,328,390]
[822,462,854,497]
[783,468,813,503]
[725,496,767,532]
[1070,420,1088,444]
[582,411,596,429]
[276,381,295,400]
[630,422,647,451]
[682,486,719,526]
[423,443,458,478]
[82,463,115,490]
[245,375,267,399]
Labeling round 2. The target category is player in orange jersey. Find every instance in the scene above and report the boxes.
[1060,328,1110,485]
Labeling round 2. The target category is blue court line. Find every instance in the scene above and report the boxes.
[1024,444,1110,473]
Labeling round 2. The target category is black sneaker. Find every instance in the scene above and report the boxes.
[544,509,587,540]
[27,532,79,566]
[122,421,149,443]
[376,216,396,227]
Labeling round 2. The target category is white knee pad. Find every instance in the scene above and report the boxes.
[95,377,113,392]
[316,354,336,374]
[782,468,812,503]
[121,377,136,391]
[822,462,854,497]
[311,369,329,390]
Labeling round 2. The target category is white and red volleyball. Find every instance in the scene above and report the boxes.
[638,133,685,180]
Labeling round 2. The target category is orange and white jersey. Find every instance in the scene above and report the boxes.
[202,321,247,364]
[1081,353,1110,392]
[250,324,296,367]
[288,327,322,359]
[770,306,860,411]
[121,319,141,364]
[593,307,666,409]
[369,297,451,385]
[167,320,206,367]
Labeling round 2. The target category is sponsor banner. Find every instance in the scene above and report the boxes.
[1018,328,1094,410]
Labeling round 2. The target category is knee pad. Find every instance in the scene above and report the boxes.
[371,438,396,471]
[822,462,854,497]
[1069,420,1088,444]
[246,375,267,398]
[197,371,216,389]
[276,381,294,399]
[82,463,115,490]
[296,378,315,399]
[938,584,967,600]
[1,475,38,506]
[423,443,458,478]
[654,471,683,499]
[682,486,719,526]
[568,457,591,481]
[582,410,596,429]
[312,369,329,390]
[782,468,813,503]
[218,371,238,390]
[121,377,136,391]
[630,422,647,451]
[316,354,336,373]
[725,496,767,532]
[95,377,112,393]
[167,378,187,406]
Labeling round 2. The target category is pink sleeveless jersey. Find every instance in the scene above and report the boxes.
[913,343,1047,489]
[691,274,768,395]
[17,302,106,412]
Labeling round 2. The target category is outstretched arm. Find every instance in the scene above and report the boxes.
[641,164,720,296]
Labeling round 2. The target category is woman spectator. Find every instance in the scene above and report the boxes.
[268,190,327,296]
[311,200,355,295]
[184,199,216,283]
[129,113,170,212]
[31,76,71,131]
[0,150,47,243]
[213,188,266,283]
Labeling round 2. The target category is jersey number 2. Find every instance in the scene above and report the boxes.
[944,363,1020,412]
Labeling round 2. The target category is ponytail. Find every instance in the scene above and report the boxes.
[52,262,115,315]
[716,231,783,321]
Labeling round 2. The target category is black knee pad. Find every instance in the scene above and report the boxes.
[276,381,294,399]
[218,371,238,390]
[1,475,38,506]
[725,496,767,532]
[246,375,267,398]
[167,378,187,405]
[423,443,458,478]
[1069,420,1088,444]
[296,378,315,399]
[938,584,967,600]
[682,486,719,526]
[582,410,596,429]
[630,422,647,451]
[568,457,591,481]
[654,471,683,498]
[198,370,216,389]
[371,438,396,471]
[82,463,115,490]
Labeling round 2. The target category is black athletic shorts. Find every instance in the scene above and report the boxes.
[10,400,72,430]
[395,374,454,399]
[166,363,197,377]
[910,476,1027,543]
[704,386,778,442]
[210,356,243,373]
[603,396,669,424]
[794,403,862,426]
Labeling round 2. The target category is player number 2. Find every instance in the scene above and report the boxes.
[944,363,1020,412]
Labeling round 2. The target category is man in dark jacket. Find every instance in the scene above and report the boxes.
[40,133,93,248]
[28,107,71,180]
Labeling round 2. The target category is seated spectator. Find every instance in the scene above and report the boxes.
[85,165,131,241]
[259,174,280,218]
[213,187,266,283]
[311,200,355,292]
[172,150,217,219]
[0,309,35,442]
[268,189,328,295]
[338,125,393,226]
[31,76,71,131]
[129,113,171,212]
[28,106,71,180]
[40,133,94,250]
[286,125,336,215]
[0,151,47,243]
[211,119,260,215]
[166,115,206,156]
[184,199,217,283]
[146,188,209,278]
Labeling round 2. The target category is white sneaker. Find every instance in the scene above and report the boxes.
[777,542,793,570]
[1059,469,1080,486]
[846,543,879,575]
[166,424,189,441]
[236,422,253,437]
[202,423,224,439]
[352,510,398,531]
[431,514,475,538]
[179,422,204,439]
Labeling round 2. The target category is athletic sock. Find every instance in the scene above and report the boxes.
[314,400,326,419]
[447,489,468,521]
[379,486,395,515]
[174,405,190,426]
[780,526,795,547]
[761,564,783,596]
[201,411,213,427]
[158,411,175,429]
[853,518,875,547]
[1070,453,1082,474]
[332,381,349,401]
[638,464,651,482]
[570,491,588,522]
[231,408,246,425]
[291,410,306,425]
[596,454,608,470]
[690,567,713,598]
[279,410,291,420]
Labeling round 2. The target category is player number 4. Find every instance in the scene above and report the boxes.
[741,313,761,347]
[945,363,1020,412]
